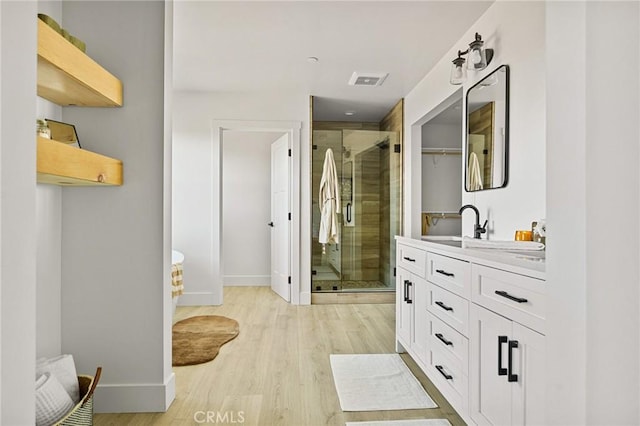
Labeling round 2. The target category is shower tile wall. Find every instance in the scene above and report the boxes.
[380,100,404,289]
[379,143,391,287]
[351,147,381,282]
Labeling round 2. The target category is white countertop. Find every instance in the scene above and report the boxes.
[397,236,546,280]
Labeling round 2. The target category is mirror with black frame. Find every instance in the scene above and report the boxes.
[465,64,509,192]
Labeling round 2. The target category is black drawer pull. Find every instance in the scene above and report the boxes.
[403,280,409,302]
[435,333,453,346]
[498,335,508,376]
[403,256,416,262]
[406,281,413,304]
[495,290,528,304]
[435,365,453,380]
[435,301,453,312]
[508,340,519,382]
[435,269,454,277]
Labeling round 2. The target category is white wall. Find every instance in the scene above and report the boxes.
[421,122,462,236]
[404,2,546,240]
[60,1,172,412]
[546,2,640,425]
[222,131,283,286]
[421,123,460,149]
[173,91,310,304]
[35,0,63,359]
[0,1,37,423]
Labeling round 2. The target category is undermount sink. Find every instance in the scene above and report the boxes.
[421,235,462,242]
[421,235,463,247]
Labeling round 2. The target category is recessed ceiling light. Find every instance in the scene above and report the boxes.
[307,56,319,63]
[345,111,356,116]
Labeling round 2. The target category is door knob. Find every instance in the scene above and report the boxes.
[268,222,274,227]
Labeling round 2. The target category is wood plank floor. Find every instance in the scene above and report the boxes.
[94,287,465,426]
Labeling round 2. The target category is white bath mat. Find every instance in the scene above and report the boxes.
[346,420,451,426]
[330,354,437,411]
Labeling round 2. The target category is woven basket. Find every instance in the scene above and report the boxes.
[54,367,102,426]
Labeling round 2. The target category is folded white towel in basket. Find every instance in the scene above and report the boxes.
[35,373,75,426]
[462,236,545,251]
[36,354,79,403]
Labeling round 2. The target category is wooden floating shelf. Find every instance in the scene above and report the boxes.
[37,137,123,186]
[37,19,123,107]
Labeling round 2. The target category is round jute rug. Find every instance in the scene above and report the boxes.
[172,315,239,366]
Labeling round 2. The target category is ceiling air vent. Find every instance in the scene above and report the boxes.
[348,72,388,87]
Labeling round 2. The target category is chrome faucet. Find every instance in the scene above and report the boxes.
[459,204,488,239]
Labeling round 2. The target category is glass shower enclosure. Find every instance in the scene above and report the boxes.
[312,129,402,292]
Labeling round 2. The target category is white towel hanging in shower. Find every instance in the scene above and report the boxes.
[319,148,341,253]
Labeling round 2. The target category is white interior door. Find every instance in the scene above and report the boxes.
[270,134,290,301]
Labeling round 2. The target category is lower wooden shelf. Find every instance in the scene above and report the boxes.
[37,136,123,186]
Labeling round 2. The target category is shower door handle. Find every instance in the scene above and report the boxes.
[346,203,352,223]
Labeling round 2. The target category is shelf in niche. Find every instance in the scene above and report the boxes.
[37,18,123,107]
[37,137,123,186]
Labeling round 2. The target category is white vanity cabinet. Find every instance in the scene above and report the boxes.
[470,264,546,426]
[396,244,430,367]
[395,237,546,426]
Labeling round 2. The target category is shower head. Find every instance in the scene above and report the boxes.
[376,137,390,149]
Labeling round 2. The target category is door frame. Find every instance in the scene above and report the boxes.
[212,120,302,305]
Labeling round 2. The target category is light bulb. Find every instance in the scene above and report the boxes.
[454,66,463,79]
[470,49,482,65]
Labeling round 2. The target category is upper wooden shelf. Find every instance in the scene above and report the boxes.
[37,137,123,186]
[37,19,123,107]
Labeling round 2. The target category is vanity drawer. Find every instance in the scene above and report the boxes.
[471,264,546,334]
[427,312,469,375]
[397,244,427,277]
[427,345,468,415]
[427,252,471,298]
[428,283,469,336]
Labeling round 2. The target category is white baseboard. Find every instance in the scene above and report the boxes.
[299,290,311,305]
[94,373,175,413]
[224,275,270,286]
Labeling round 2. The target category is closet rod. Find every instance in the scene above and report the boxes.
[423,211,461,219]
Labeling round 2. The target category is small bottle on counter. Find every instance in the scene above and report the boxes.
[532,220,546,245]
[36,119,51,139]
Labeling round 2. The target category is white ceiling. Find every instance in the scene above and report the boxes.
[173,1,493,122]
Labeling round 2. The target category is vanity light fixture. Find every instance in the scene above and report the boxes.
[449,32,494,85]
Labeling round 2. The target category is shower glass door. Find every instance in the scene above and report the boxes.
[311,129,402,292]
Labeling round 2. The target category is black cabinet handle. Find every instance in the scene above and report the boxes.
[435,301,453,312]
[403,256,416,262]
[498,335,508,376]
[435,365,453,380]
[403,280,409,302]
[495,290,528,304]
[436,269,454,277]
[268,221,274,227]
[435,333,453,346]
[406,281,413,304]
[508,340,519,382]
